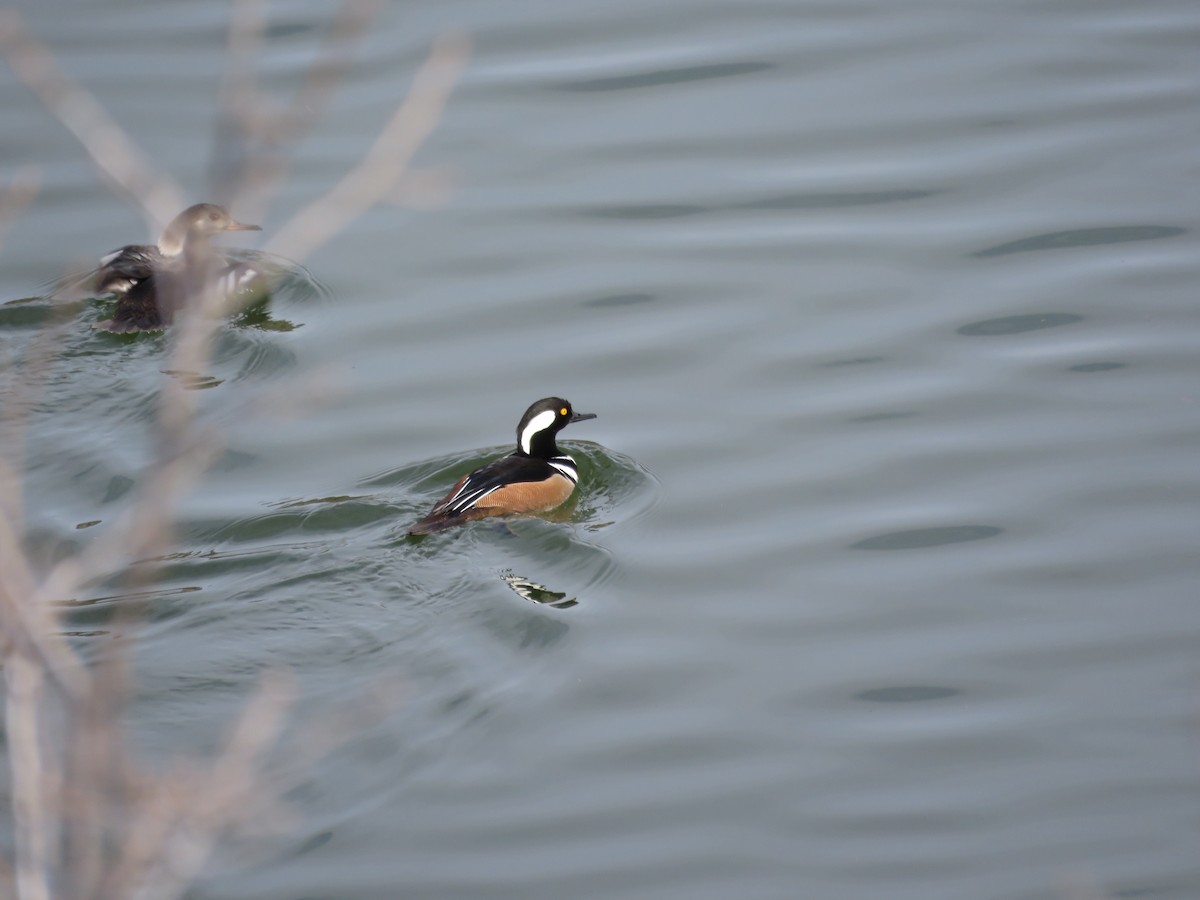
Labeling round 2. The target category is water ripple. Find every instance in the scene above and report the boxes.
[974,225,1186,258]
[957,313,1082,336]
[855,686,963,703]
[556,61,773,93]
[851,525,1004,551]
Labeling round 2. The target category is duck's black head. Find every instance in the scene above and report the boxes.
[515,397,596,458]
[158,203,261,256]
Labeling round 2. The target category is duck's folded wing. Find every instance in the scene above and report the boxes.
[46,244,160,301]
[431,454,553,516]
[91,244,161,296]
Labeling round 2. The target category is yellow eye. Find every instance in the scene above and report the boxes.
[560,407,568,416]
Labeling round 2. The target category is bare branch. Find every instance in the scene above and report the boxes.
[0,166,40,248]
[5,654,52,900]
[0,9,185,232]
[117,672,295,900]
[212,0,380,218]
[0,12,466,899]
[209,0,271,206]
[271,0,381,143]
[266,31,469,261]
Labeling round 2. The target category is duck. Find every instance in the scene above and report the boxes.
[83,204,261,332]
[407,397,596,535]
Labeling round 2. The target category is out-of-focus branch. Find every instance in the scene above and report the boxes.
[266,31,469,262]
[6,654,52,900]
[209,0,271,207]
[211,0,380,218]
[0,9,465,898]
[0,167,40,249]
[0,9,185,232]
[115,671,295,900]
[0,168,42,526]
[271,0,381,143]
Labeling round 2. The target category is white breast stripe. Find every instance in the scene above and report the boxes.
[548,458,578,483]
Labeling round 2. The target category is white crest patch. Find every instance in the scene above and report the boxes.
[519,409,558,454]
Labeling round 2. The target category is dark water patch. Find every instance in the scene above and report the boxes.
[582,292,655,308]
[103,475,136,503]
[579,190,935,223]
[264,19,317,40]
[212,449,260,474]
[571,443,661,531]
[852,524,1002,550]
[214,500,397,544]
[557,61,773,93]
[472,588,575,645]
[163,369,225,390]
[274,495,364,508]
[212,506,309,542]
[855,685,961,703]
[360,453,477,491]
[974,225,1185,258]
[738,188,937,211]
[848,410,917,424]
[58,585,203,637]
[133,540,335,588]
[211,330,301,384]
[59,585,203,609]
[287,499,397,532]
[0,297,70,328]
[581,204,707,220]
[819,355,885,368]
[1069,361,1125,373]
[957,313,1081,336]
[230,301,299,333]
[1111,880,1200,899]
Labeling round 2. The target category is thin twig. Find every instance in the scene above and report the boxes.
[0,166,40,248]
[266,31,469,262]
[209,0,271,206]
[211,0,380,218]
[0,9,185,232]
[6,653,52,900]
[123,671,295,900]
[271,0,381,142]
[0,13,466,899]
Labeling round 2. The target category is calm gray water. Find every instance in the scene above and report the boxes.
[2,0,1199,898]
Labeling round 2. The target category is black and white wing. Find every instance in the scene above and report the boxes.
[46,243,161,301]
[430,454,549,517]
[92,244,160,295]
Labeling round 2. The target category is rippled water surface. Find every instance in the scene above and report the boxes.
[2,0,1199,897]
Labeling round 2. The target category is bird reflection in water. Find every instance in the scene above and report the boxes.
[500,572,577,609]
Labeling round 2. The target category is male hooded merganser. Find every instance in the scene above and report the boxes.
[407,397,597,535]
[86,203,261,332]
